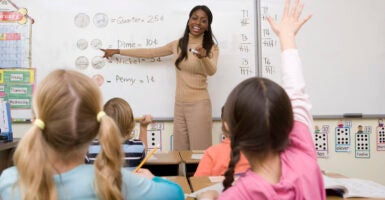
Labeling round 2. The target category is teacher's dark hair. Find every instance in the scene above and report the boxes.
[175,5,217,70]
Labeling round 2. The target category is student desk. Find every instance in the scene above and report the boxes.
[142,151,181,176]
[0,138,20,174]
[162,176,191,194]
[189,176,381,200]
[179,150,204,177]
[189,176,222,193]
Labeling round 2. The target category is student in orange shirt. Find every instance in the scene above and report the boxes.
[194,107,250,176]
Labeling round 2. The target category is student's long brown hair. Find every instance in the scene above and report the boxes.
[222,77,294,191]
[175,5,217,70]
[13,70,124,200]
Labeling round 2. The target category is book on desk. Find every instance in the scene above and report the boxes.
[0,101,12,142]
[323,175,385,198]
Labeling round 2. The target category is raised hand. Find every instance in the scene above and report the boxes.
[267,0,312,50]
[140,115,153,128]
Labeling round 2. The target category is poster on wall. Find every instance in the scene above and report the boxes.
[0,0,34,122]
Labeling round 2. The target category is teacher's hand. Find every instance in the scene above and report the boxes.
[191,46,207,59]
[100,49,120,59]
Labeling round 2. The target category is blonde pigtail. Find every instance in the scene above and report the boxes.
[13,126,58,200]
[94,115,124,200]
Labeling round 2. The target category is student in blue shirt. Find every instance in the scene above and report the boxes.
[86,97,153,169]
[0,69,184,200]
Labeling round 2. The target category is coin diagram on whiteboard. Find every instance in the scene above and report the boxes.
[93,13,109,28]
[75,56,89,70]
[74,13,90,28]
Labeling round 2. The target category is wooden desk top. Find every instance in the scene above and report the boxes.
[145,151,181,165]
[189,176,381,200]
[0,138,20,151]
[162,176,191,194]
[179,150,204,164]
[189,176,219,192]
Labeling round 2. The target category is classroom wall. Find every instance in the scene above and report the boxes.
[12,118,385,185]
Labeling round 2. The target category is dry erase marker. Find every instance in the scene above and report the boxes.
[189,48,199,54]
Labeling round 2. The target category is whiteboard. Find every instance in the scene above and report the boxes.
[12,0,258,119]
[260,0,385,118]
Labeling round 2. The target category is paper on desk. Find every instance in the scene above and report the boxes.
[323,175,385,198]
[191,153,203,159]
[186,176,238,198]
[209,176,225,182]
[185,182,223,198]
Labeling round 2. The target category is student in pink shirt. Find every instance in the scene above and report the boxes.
[198,0,326,199]
[194,107,250,176]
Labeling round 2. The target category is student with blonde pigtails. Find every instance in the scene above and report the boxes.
[0,69,183,200]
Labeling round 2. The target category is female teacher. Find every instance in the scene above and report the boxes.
[101,5,219,151]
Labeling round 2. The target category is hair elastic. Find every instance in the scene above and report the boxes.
[34,119,45,130]
[97,111,106,122]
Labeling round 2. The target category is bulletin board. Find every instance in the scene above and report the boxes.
[0,0,35,121]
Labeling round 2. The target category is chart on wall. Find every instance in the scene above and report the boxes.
[8,0,259,119]
[0,0,35,121]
